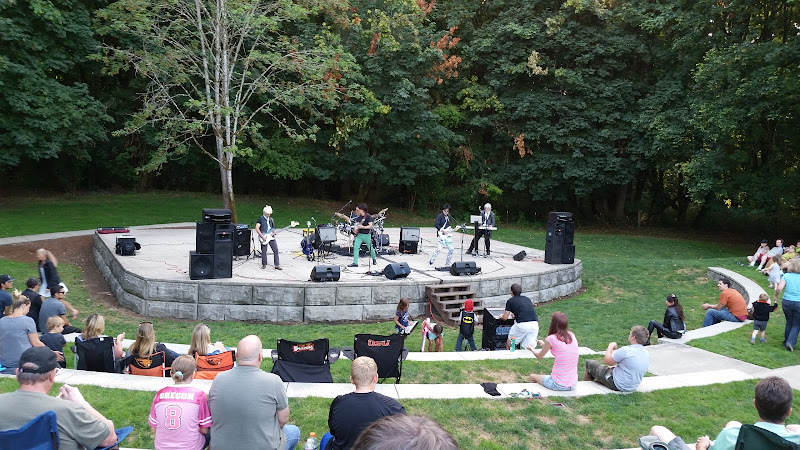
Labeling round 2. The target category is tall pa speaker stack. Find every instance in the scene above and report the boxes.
[544,211,575,265]
[191,208,233,280]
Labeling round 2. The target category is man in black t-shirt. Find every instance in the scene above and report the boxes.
[22,278,43,332]
[349,203,377,268]
[321,356,405,450]
[500,283,539,350]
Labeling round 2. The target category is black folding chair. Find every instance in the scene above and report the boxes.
[72,337,123,373]
[735,424,799,450]
[270,338,339,383]
[347,333,408,384]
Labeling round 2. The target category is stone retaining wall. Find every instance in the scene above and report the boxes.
[94,233,583,323]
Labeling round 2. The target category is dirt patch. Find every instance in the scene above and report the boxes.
[474,370,525,384]
[537,415,557,425]
[695,276,710,284]
[592,428,613,444]
[0,236,142,319]
[575,414,591,425]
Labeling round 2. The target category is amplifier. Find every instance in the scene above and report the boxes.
[481,308,514,350]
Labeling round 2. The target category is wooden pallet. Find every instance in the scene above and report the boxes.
[425,283,483,327]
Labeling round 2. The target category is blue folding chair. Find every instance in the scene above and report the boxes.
[97,426,134,450]
[0,410,59,450]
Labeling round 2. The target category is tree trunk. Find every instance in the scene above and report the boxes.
[217,136,237,222]
[614,185,627,221]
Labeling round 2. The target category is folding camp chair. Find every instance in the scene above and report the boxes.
[194,350,236,380]
[125,351,168,377]
[72,337,123,373]
[734,424,799,450]
[347,333,408,384]
[0,410,58,450]
[270,338,339,383]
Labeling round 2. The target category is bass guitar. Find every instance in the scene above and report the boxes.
[259,221,299,245]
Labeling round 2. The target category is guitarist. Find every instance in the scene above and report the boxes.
[255,205,282,270]
[467,203,495,256]
[429,203,455,266]
[348,203,377,268]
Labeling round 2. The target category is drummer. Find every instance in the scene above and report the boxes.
[348,203,377,268]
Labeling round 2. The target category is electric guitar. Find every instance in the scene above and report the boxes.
[437,224,462,239]
[259,221,299,244]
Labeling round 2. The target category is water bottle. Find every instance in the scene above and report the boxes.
[304,432,318,450]
[510,336,516,352]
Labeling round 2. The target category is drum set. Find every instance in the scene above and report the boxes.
[332,207,390,255]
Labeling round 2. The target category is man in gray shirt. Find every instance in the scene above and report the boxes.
[584,325,650,392]
[38,285,80,334]
[209,335,300,450]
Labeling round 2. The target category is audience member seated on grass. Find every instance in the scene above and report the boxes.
[584,325,650,392]
[78,314,125,359]
[21,277,43,331]
[187,323,227,356]
[748,240,770,267]
[646,376,800,450]
[646,294,686,344]
[776,258,800,352]
[209,335,300,450]
[0,274,14,317]
[127,321,179,368]
[0,346,119,450]
[526,311,579,391]
[702,278,748,327]
[351,414,458,450]
[39,316,67,368]
[38,284,81,334]
[0,291,62,374]
[783,243,798,262]
[321,356,406,450]
[756,238,785,271]
[150,355,212,450]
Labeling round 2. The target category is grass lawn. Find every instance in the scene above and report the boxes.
[1,191,799,449]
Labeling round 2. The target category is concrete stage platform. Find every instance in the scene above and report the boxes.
[93,224,582,322]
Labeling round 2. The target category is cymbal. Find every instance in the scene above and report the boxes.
[377,208,388,216]
[334,212,350,220]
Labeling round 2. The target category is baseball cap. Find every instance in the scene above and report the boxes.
[0,274,14,284]
[18,346,59,373]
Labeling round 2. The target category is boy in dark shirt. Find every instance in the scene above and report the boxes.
[40,316,67,368]
[751,293,778,344]
[456,299,477,351]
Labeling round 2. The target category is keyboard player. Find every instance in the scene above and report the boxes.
[467,203,496,256]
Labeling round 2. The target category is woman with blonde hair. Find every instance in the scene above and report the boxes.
[777,258,800,351]
[127,321,179,367]
[0,291,62,373]
[149,355,212,450]
[78,314,125,359]
[187,323,226,356]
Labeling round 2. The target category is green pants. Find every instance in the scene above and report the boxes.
[353,233,376,264]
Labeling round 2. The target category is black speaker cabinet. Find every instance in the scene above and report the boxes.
[202,208,232,223]
[115,235,138,256]
[482,308,514,350]
[315,225,337,245]
[383,262,410,280]
[562,245,575,264]
[513,250,527,261]
[196,222,216,254]
[189,251,214,280]
[213,227,234,278]
[234,228,251,257]
[544,223,565,264]
[310,265,340,282]
[450,261,481,276]
[375,234,389,246]
[399,240,418,254]
[399,227,420,254]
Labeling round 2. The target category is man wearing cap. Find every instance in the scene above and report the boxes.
[0,346,118,449]
[0,274,14,317]
[38,284,81,334]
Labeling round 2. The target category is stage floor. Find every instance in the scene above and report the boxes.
[93,224,582,322]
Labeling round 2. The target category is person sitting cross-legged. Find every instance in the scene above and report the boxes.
[320,356,406,450]
[646,376,800,450]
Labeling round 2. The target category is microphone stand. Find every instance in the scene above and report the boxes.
[331,200,353,224]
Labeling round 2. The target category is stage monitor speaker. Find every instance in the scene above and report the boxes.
[399,240,418,254]
[315,225,337,245]
[234,228,251,257]
[189,251,214,280]
[202,208,232,224]
[213,228,234,278]
[450,261,481,276]
[383,262,410,280]
[562,245,575,264]
[310,265,340,282]
[513,250,527,261]
[196,222,216,254]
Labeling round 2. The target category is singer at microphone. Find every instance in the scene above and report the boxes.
[468,203,495,257]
